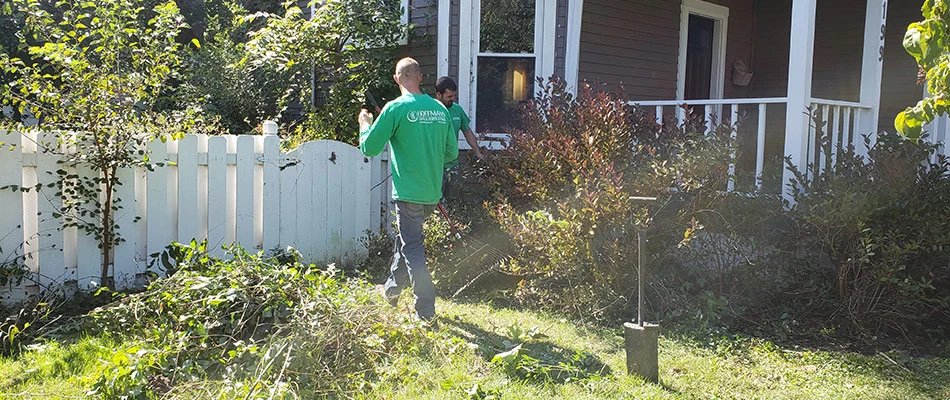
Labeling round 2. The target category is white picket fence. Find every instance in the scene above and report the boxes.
[0,130,391,303]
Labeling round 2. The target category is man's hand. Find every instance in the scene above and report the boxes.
[358,109,374,131]
[474,150,486,162]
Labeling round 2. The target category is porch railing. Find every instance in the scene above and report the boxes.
[628,97,788,191]
[627,97,876,192]
[806,98,873,174]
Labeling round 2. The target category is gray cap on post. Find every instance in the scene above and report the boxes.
[262,120,278,136]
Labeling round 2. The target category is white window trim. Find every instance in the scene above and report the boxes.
[397,0,410,46]
[437,0,450,77]
[676,0,729,101]
[565,0,585,94]
[458,0,557,135]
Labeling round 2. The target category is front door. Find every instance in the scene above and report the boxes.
[685,14,715,101]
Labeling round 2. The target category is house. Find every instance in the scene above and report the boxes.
[398,0,945,195]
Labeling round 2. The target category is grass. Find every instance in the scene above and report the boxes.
[1,297,948,399]
[361,299,950,399]
[0,334,120,399]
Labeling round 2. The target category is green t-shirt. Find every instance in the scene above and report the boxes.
[359,93,459,205]
[445,103,471,168]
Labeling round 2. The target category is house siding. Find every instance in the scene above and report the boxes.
[748,0,790,98]
[812,0,866,102]
[577,0,754,99]
[450,0,460,80]
[715,0,755,99]
[402,0,439,94]
[578,0,681,98]
[879,0,924,132]
[555,0,568,79]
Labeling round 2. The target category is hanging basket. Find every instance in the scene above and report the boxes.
[732,59,753,87]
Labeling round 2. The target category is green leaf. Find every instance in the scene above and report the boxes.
[191,38,200,49]
[491,344,522,370]
[895,109,924,142]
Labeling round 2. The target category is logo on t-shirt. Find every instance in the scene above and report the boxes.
[407,110,448,124]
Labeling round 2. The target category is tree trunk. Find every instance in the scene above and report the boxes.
[100,166,115,289]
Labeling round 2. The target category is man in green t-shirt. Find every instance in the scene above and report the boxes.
[434,76,484,201]
[358,58,458,322]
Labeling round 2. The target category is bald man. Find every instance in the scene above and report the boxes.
[358,57,458,322]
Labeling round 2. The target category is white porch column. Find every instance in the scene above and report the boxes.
[565,0,585,94]
[437,0,450,78]
[857,0,888,154]
[782,0,818,203]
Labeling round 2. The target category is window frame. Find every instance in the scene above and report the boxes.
[458,0,557,135]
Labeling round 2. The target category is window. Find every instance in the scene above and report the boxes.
[459,0,555,134]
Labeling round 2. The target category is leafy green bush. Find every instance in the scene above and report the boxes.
[87,241,435,398]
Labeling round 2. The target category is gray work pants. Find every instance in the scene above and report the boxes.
[383,201,437,319]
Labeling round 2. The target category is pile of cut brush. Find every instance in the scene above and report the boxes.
[85,241,435,399]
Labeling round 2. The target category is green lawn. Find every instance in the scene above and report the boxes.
[2,298,948,399]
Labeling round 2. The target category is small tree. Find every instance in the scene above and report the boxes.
[1,0,216,289]
[896,0,950,140]
[240,0,410,145]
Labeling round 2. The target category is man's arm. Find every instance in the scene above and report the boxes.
[456,105,483,160]
[444,118,459,165]
[359,107,394,157]
[460,128,484,160]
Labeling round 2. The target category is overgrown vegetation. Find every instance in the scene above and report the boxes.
[471,78,950,350]
[479,78,737,322]
[784,126,950,341]
[240,0,410,145]
[85,242,434,398]
[3,298,949,399]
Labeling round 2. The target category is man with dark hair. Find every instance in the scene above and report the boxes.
[358,58,458,322]
[434,76,483,201]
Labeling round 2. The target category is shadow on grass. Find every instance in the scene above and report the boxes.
[442,316,614,384]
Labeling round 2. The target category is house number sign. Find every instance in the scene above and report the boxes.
[879,1,887,62]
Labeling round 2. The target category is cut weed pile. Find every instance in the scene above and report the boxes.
[0,242,948,399]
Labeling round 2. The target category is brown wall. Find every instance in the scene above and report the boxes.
[749,0,790,98]
[402,0,439,94]
[577,0,754,100]
[879,0,924,132]
[714,0,756,99]
[450,0,460,80]
[555,0,568,79]
[578,0,681,98]
[812,0,866,102]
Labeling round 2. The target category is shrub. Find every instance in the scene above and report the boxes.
[785,125,950,340]
[482,78,738,321]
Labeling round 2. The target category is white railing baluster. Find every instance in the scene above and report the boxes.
[728,104,739,191]
[756,104,767,190]
[819,105,830,171]
[655,105,663,125]
[831,106,841,166]
[705,105,715,134]
[842,107,852,155]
